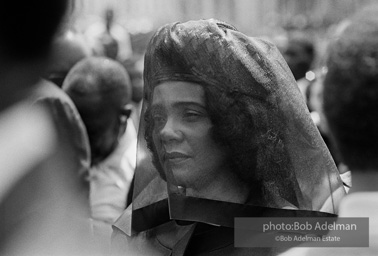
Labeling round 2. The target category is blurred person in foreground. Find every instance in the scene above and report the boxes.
[280,6,378,256]
[111,19,345,255]
[63,57,137,251]
[39,29,93,186]
[30,78,91,189]
[0,0,96,255]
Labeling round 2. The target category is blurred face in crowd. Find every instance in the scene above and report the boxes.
[150,81,228,190]
[87,109,122,164]
[73,86,130,165]
[46,30,91,87]
[105,8,114,29]
[283,42,313,80]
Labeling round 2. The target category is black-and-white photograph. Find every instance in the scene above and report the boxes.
[0,0,377,255]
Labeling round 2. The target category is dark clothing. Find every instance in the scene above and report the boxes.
[113,219,288,256]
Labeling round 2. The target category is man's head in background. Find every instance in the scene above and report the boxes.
[123,57,144,104]
[63,57,132,166]
[45,30,92,87]
[323,7,378,171]
[283,33,315,81]
[105,7,115,32]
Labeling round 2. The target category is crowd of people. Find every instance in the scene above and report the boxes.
[0,1,377,255]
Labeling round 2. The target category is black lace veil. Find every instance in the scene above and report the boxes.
[127,19,345,234]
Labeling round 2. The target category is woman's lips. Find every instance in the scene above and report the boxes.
[163,152,190,163]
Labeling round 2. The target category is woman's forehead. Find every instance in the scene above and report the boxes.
[151,81,205,107]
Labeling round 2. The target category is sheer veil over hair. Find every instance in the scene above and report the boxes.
[116,19,345,236]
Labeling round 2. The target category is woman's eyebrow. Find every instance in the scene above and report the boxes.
[171,101,206,109]
[151,101,206,110]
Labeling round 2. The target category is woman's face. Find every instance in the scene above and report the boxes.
[150,81,228,190]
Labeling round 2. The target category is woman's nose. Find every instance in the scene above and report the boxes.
[159,118,182,142]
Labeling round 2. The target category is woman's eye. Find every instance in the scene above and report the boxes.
[153,115,165,122]
[183,111,202,121]
[152,114,166,126]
